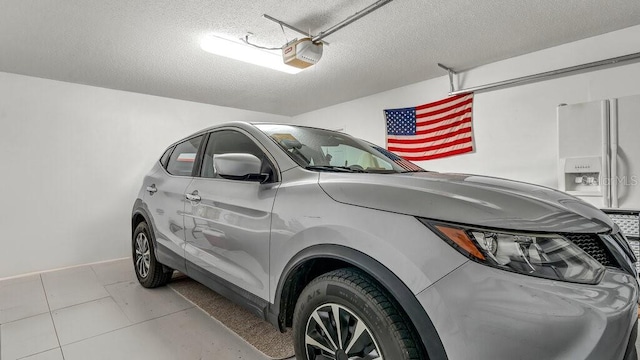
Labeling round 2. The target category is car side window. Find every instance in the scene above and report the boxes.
[159,146,174,169]
[166,135,203,176]
[201,130,274,181]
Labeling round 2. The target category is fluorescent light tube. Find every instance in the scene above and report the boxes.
[200,34,302,74]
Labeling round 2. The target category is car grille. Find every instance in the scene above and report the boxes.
[602,210,640,273]
[564,233,616,267]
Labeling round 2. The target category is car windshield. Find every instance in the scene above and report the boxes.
[255,124,426,174]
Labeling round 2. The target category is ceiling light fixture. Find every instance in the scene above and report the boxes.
[200,34,302,74]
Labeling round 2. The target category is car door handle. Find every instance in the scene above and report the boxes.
[146,184,157,194]
[186,192,201,202]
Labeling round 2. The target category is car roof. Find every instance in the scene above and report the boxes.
[171,121,343,148]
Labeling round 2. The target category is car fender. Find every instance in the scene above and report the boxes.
[272,243,449,360]
[131,199,153,242]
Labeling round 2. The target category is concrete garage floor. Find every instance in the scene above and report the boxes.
[0,258,638,360]
[0,259,294,360]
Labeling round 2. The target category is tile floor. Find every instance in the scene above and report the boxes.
[0,259,286,360]
[0,258,639,360]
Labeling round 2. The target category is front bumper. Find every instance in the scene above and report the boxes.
[417,261,639,360]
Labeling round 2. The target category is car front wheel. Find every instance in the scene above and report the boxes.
[292,268,425,360]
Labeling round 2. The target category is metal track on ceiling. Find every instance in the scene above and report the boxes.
[438,52,640,95]
[263,0,394,45]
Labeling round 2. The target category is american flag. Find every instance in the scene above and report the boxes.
[384,93,474,161]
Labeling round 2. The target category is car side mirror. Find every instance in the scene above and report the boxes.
[213,153,270,182]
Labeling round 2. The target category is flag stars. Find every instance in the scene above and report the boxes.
[385,108,416,135]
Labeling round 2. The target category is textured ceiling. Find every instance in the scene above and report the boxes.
[1,0,640,116]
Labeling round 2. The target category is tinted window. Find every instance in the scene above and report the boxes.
[201,130,273,180]
[159,146,173,169]
[166,135,203,176]
[255,124,425,173]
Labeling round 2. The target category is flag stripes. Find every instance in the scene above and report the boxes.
[385,94,474,161]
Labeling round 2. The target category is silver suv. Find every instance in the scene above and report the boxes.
[132,122,639,360]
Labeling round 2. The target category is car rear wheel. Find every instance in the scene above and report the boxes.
[132,221,172,288]
[292,268,425,360]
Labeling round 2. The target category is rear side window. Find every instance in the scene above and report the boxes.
[159,146,174,169]
[166,135,203,176]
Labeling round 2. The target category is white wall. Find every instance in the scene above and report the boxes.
[0,72,289,278]
[293,25,640,188]
[2,25,639,279]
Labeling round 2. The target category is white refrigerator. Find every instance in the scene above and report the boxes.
[558,94,640,269]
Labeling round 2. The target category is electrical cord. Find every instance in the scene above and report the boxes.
[280,23,288,43]
[241,24,292,51]
[241,35,281,50]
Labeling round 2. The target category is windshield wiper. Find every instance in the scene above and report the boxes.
[305,165,367,173]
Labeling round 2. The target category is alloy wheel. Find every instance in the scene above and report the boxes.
[305,303,383,360]
[134,232,151,278]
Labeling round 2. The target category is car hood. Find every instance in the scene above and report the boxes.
[317,172,614,233]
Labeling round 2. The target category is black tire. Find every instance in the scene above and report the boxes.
[132,221,172,288]
[292,268,426,360]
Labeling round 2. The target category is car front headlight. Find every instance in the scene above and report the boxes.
[421,219,605,284]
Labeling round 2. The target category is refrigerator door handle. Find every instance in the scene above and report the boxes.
[601,100,611,208]
[610,99,619,208]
